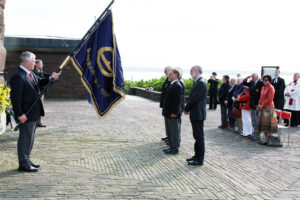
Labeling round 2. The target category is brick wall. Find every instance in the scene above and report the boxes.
[5,37,88,99]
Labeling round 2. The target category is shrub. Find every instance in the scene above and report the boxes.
[124,77,223,95]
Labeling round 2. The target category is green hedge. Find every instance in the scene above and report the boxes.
[125,77,223,95]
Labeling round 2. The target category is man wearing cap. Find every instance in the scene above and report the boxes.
[208,72,219,110]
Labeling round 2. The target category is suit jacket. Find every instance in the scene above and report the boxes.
[271,76,285,110]
[33,68,51,92]
[178,79,186,114]
[243,79,264,109]
[162,81,182,119]
[159,77,171,108]
[184,77,208,121]
[218,82,230,104]
[10,67,50,122]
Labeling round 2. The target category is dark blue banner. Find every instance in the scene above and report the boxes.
[70,10,125,118]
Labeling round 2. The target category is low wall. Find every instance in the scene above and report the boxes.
[129,87,193,103]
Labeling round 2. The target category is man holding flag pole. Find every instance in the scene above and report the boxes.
[10,0,125,172]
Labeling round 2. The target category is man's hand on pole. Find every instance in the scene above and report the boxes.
[51,71,61,80]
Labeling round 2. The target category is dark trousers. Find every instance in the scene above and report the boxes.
[227,106,236,128]
[165,118,181,150]
[220,103,228,127]
[191,120,205,163]
[209,92,217,109]
[18,120,38,166]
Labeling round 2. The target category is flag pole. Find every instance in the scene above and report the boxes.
[71,0,115,54]
[13,0,115,131]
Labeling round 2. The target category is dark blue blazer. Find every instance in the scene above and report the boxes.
[184,77,208,121]
[10,67,50,122]
[218,82,230,104]
[162,81,182,119]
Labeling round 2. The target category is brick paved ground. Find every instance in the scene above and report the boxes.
[0,95,299,199]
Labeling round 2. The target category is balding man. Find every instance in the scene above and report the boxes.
[184,65,207,166]
[243,73,264,140]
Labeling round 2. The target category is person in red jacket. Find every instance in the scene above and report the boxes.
[256,74,278,145]
[237,87,252,137]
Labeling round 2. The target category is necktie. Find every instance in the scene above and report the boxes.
[29,73,34,82]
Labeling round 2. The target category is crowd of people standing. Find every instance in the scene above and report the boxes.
[213,70,300,146]
[160,67,299,161]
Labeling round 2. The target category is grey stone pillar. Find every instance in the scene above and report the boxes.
[0,0,6,84]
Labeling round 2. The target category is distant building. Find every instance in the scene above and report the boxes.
[5,36,88,99]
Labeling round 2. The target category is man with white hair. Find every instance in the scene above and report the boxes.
[243,73,264,140]
[10,51,61,172]
[284,73,300,127]
[160,66,172,142]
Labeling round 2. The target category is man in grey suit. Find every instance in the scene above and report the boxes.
[184,65,207,166]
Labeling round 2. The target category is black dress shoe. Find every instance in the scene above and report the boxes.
[186,156,196,162]
[18,165,38,172]
[188,160,203,166]
[164,149,178,155]
[161,137,168,141]
[37,123,47,128]
[218,125,225,129]
[162,148,169,152]
[258,141,267,145]
[30,161,40,168]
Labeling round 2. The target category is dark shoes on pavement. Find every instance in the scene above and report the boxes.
[163,148,178,155]
[187,159,203,166]
[18,161,40,172]
[30,161,40,168]
[186,156,203,166]
[37,123,46,128]
[161,137,168,141]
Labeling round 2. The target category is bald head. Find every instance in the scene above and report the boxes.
[251,73,259,82]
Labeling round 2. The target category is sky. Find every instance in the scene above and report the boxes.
[4,0,300,74]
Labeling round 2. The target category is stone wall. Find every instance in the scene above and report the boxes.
[0,0,6,84]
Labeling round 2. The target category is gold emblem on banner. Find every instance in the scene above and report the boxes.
[97,47,113,77]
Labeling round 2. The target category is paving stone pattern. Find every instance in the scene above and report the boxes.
[0,95,299,199]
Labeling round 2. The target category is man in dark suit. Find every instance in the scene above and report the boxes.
[160,66,172,142]
[271,69,285,110]
[184,65,207,166]
[217,75,231,129]
[32,59,50,128]
[225,78,237,130]
[243,73,264,140]
[208,72,219,110]
[10,51,60,172]
[162,68,183,154]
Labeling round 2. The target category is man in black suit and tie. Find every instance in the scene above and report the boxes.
[271,69,285,110]
[184,65,208,166]
[33,59,50,128]
[162,68,183,154]
[10,51,60,172]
